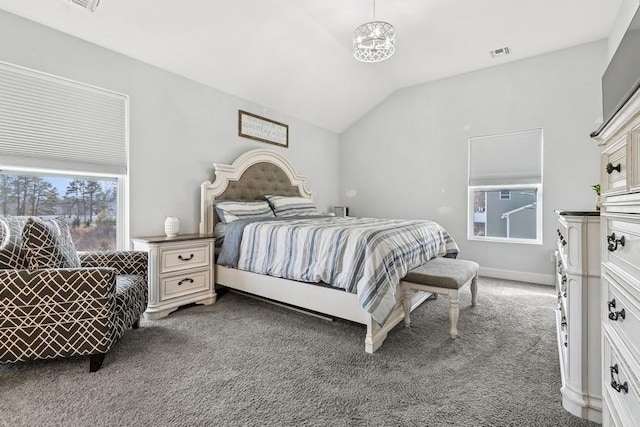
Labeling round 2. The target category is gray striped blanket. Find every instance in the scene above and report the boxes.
[225,216,459,324]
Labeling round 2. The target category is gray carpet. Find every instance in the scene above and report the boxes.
[0,277,597,427]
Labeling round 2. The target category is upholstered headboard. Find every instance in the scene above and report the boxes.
[199,149,312,234]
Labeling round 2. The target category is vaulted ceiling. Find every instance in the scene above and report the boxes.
[0,0,624,132]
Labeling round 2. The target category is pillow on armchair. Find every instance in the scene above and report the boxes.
[21,217,81,269]
[0,216,30,269]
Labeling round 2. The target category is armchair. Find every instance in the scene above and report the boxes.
[0,216,148,372]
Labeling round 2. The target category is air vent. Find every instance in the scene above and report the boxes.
[490,46,511,58]
[69,0,101,12]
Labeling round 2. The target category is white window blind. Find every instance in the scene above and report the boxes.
[469,129,543,186]
[0,61,128,175]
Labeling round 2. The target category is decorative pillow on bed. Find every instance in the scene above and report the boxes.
[22,217,81,269]
[214,200,275,224]
[265,195,318,217]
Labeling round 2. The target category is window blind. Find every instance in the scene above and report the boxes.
[0,61,128,175]
[469,129,542,187]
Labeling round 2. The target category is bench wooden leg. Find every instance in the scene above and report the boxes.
[471,275,478,307]
[449,290,459,339]
[403,285,412,327]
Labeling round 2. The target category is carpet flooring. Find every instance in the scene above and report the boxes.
[0,277,597,427]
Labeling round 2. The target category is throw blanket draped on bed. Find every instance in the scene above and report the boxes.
[218,216,459,324]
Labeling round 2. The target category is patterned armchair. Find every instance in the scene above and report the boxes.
[0,216,148,372]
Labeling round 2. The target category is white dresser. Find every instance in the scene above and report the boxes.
[132,234,216,320]
[592,86,640,426]
[554,210,602,422]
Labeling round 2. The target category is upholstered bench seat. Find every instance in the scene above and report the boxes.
[401,257,479,339]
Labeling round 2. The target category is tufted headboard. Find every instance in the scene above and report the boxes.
[199,149,313,234]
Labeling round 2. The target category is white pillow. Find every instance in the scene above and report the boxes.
[214,200,275,224]
[265,195,318,217]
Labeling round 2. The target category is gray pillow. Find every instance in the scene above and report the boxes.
[22,217,81,269]
[265,195,318,217]
[214,200,275,224]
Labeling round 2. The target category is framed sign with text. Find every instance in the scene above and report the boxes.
[238,110,289,147]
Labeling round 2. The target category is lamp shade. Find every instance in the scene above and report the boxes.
[352,21,395,63]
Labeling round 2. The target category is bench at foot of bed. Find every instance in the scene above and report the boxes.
[401,258,479,339]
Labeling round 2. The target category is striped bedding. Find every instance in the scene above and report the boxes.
[222,216,459,324]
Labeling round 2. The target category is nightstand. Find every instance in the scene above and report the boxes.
[132,233,216,320]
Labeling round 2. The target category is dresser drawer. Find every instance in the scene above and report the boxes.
[630,123,640,193]
[602,330,640,427]
[160,243,211,273]
[601,135,628,196]
[603,214,640,283]
[160,269,210,300]
[602,268,640,364]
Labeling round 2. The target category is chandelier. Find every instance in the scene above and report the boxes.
[352,0,395,63]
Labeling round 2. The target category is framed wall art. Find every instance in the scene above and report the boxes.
[238,110,289,147]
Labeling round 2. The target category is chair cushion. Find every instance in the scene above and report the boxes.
[0,216,31,269]
[404,257,479,290]
[22,217,81,269]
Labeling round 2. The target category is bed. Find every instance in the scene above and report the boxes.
[199,148,458,352]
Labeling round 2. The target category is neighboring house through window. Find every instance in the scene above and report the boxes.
[468,128,543,244]
[0,61,129,250]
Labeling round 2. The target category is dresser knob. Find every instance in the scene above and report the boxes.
[606,162,621,174]
[607,233,625,252]
[610,364,629,394]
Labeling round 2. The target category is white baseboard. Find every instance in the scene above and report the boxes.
[479,267,555,286]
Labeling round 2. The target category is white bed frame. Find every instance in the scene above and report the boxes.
[199,149,430,353]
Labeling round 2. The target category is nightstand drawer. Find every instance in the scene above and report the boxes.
[161,269,210,300]
[160,243,210,273]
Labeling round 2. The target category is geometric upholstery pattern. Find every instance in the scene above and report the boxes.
[0,217,149,371]
[0,216,30,269]
[79,251,148,282]
[0,268,117,363]
[22,217,82,269]
[114,275,148,339]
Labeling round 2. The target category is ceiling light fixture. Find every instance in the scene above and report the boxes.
[352,0,395,63]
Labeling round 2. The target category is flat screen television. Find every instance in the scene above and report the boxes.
[593,7,640,137]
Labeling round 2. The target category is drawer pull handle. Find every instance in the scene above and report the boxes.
[609,308,626,322]
[606,162,621,174]
[610,364,629,394]
[607,298,626,321]
[177,278,194,286]
[178,254,194,261]
[606,233,625,252]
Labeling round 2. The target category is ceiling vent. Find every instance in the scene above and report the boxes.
[69,0,101,12]
[490,46,511,58]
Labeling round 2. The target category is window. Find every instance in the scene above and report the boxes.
[468,129,543,244]
[0,61,128,250]
[0,171,120,251]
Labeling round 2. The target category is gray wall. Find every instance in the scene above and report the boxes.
[0,10,341,241]
[339,41,606,284]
